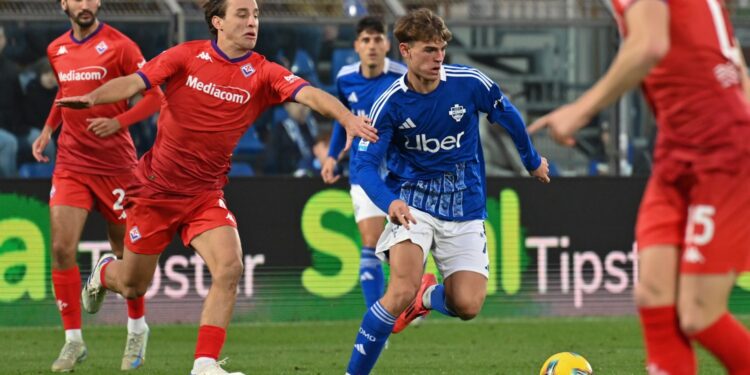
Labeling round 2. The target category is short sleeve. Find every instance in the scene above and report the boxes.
[119,39,147,76]
[137,46,186,90]
[262,61,310,106]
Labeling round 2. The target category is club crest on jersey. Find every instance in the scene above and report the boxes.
[95,41,108,55]
[56,46,68,56]
[241,63,255,78]
[449,104,466,122]
[129,226,141,243]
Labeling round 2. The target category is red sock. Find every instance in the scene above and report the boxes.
[639,306,696,375]
[99,260,111,289]
[691,313,750,375]
[195,325,226,360]
[52,266,82,330]
[127,296,145,319]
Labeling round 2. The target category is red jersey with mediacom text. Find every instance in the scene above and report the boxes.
[47,23,144,175]
[135,40,308,195]
[612,0,750,171]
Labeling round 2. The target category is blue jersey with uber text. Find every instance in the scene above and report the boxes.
[354,64,541,221]
[328,58,407,185]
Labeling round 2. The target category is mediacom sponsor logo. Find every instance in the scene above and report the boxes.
[185,75,251,104]
[57,66,107,82]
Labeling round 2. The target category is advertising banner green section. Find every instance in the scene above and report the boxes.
[2,177,750,326]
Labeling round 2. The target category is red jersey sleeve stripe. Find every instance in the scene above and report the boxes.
[291,82,311,101]
[136,71,152,90]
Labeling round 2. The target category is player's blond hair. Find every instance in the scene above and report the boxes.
[393,8,452,45]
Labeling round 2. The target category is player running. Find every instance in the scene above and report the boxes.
[529,0,750,373]
[32,0,163,371]
[320,16,407,311]
[344,8,549,374]
[56,0,377,374]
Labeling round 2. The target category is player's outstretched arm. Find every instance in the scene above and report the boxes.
[528,0,669,145]
[56,73,146,109]
[294,85,378,144]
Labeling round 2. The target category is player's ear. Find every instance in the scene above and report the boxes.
[211,15,223,33]
[398,42,410,59]
[60,0,67,12]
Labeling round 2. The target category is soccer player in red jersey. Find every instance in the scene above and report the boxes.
[530,1,750,374]
[56,0,377,373]
[31,0,163,372]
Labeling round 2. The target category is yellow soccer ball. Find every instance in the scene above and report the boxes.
[539,352,593,375]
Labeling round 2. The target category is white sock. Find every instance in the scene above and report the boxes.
[422,285,437,309]
[65,329,83,343]
[127,317,148,334]
[192,357,216,371]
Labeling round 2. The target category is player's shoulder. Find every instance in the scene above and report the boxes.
[336,62,361,80]
[101,24,135,43]
[443,64,494,90]
[385,59,407,76]
[47,31,71,54]
[370,77,404,119]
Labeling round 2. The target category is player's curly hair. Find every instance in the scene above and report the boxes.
[203,0,228,37]
[394,8,452,44]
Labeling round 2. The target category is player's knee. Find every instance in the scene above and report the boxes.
[448,296,484,321]
[386,282,420,312]
[677,299,716,334]
[634,280,673,307]
[360,233,380,248]
[51,240,77,269]
[120,283,147,299]
[212,261,244,289]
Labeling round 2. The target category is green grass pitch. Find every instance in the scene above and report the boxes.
[7,316,745,374]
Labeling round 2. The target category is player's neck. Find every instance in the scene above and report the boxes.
[406,71,439,94]
[215,38,251,60]
[360,61,385,79]
[71,20,100,41]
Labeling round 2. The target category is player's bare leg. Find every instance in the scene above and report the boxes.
[679,273,750,372]
[379,241,424,316]
[106,221,150,371]
[358,217,384,250]
[633,245,696,374]
[50,205,89,372]
[346,240,423,374]
[442,271,487,321]
[190,226,245,375]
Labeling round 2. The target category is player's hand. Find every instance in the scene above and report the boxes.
[342,113,378,143]
[388,200,417,230]
[528,103,591,147]
[531,157,551,183]
[56,95,94,109]
[31,129,52,163]
[320,157,340,184]
[87,118,121,138]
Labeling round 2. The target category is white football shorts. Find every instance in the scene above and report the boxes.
[350,184,386,222]
[375,207,489,279]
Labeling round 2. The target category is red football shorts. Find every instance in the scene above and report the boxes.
[50,169,134,223]
[123,187,237,255]
[636,167,750,274]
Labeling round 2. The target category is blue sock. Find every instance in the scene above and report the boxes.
[426,284,457,317]
[359,247,384,308]
[345,301,395,375]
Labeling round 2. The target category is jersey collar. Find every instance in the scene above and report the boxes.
[68,22,104,45]
[398,65,446,92]
[211,40,253,63]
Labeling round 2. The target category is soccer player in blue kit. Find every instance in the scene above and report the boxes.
[321,16,407,311]
[344,8,550,374]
